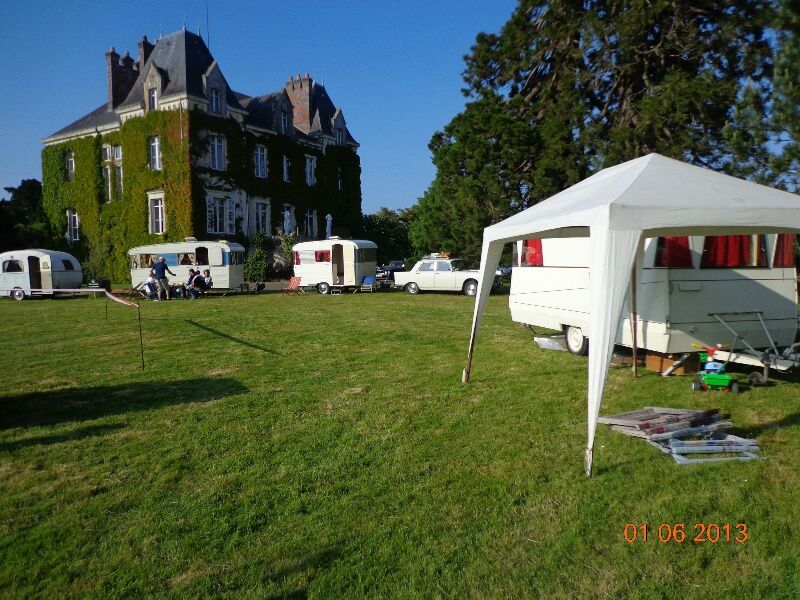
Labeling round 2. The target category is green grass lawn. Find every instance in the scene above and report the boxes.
[1,292,799,598]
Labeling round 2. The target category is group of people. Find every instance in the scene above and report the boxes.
[142,256,212,301]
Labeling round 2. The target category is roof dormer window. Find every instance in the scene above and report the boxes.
[148,87,158,111]
[280,110,289,134]
[335,128,344,146]
[210,88,221,115]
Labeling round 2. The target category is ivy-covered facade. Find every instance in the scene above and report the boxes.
[42,29,362,280]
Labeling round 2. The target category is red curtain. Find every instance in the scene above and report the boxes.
[655,236,693,268]
[701,235,751,268]
[293,251,301,265]
[521,239,543,266]
[774,233,796,267]
[315,250,331,262]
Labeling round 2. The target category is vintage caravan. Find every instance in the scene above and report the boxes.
[292,238,378,293]
[510,233,798,355]
[0,249,83,300]
[128,240,245,290]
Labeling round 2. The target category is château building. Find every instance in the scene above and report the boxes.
[42,29,362,278]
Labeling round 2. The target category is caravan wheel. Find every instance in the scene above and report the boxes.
[11,288,25,301]
[317,282,330,295]
[565,325,588,356]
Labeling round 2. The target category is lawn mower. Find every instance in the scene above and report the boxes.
[691,343,740,394]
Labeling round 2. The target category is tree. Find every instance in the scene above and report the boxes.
[0,179,57,252]
[412,1,793,260]
[360,207,415,264]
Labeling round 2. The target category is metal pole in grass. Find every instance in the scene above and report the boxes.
[137,304,145,370]
[105,294,108,321]
[630,263,638,378]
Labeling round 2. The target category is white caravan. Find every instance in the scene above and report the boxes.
[128,240,245,290]
[292,238,378,293]
[0,249,83,300]
[510,234,797,355]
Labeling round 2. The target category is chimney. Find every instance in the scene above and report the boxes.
[285,72,314,133]
[106,47,120,109]
[106,45,138,109]
[137,35,154,70]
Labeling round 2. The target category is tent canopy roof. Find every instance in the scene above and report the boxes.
[485,154,800,244]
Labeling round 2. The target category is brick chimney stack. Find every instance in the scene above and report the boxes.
[137,35,154,70]
[106,41,143,110]
[285,72,314,133]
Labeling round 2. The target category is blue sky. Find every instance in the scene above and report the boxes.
[0,0,517,212]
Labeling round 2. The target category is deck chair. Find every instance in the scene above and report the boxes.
[355,275,377,293]
[282,276,305,294]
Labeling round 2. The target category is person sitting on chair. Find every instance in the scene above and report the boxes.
[143,270,158,301]
[186,270,207,299]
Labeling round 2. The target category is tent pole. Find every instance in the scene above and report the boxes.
[630,262,638,378]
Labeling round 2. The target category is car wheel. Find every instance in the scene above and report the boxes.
[317,282,330,295]
[463,280,478,296]
[406,282,420,295]
[564,325,588,356]
[12,288,25,301]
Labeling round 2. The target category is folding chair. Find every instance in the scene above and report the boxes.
[281,276,305,294]
[355,275,377,293]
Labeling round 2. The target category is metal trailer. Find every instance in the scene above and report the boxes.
[708,311,800,386]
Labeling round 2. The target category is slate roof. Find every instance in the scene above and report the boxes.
[119,30,243,111]
[238,92,283,130]
[45,29,357,146]
[306,83,357,144]
[44,103,121,142]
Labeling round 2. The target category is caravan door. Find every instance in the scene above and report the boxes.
[343,244,356,285]
[27,256,42,290]
[331,244,345,285]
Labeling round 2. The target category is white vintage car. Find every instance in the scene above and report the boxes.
[393,257,482,296]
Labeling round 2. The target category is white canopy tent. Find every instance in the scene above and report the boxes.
[462,153,800,477]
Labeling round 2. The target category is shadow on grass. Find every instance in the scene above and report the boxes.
[0,378,249,430]
[186,319,286,356]
[264,545,341,600]
[735,412,800,438]
[0,423,125,451]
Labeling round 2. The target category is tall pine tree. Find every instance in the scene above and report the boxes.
[411,0,794,259]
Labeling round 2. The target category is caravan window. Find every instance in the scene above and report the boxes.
[132,254,154,269]
[654,236,693,268]
[229,251,244,265]
[520,239,543,266]
[179,253,195,265]
[357,248,377,263]
[62,260,75,270]
[315,250,331,262]
[293,251,301,265]
[701,235,767,268]
[774,233,796,267]
[195,247,209,265]
[2,260,23,273]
